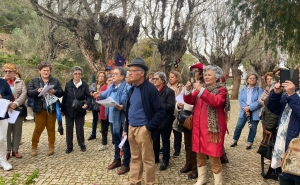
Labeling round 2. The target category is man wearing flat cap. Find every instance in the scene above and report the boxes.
[124,57,166,185]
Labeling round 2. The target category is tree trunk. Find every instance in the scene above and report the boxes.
[99,14,141,64]
[73,19,103,74]
[230,65,242,99]
[157,31,187,73]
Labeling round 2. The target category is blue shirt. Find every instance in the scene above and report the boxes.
[128,86,148,126]
[246,87,254,105]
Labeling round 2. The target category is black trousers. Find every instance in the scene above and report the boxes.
[100,119,109,145]
[66,116,85,149]
[173,129,182,154]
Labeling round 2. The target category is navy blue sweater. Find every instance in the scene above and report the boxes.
[0,78,13,120]
[124,79,166,139]
[267,90,300,182]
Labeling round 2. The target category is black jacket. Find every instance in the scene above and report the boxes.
[27,76,64,113]
[124,79,166,139]
[61,79,92,117]
[0,78,13,120]
[159,85,175,128]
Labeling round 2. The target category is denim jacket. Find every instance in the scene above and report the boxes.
[238,85,263,120]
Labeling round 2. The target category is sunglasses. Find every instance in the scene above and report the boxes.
[73,73,82,76]
[4,70,13,74]
[152,78,160,81]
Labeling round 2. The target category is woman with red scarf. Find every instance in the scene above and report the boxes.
[152,72,175,171]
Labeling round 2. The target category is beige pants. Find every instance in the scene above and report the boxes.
[128,125,155,185]
[32,110,56,149]
[197,153,222,174]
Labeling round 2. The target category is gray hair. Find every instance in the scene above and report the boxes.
[154,72,167,84]
[203,65,223,81]
[70,66,83,75]
[115,67,127,80]
[246,72,259,83]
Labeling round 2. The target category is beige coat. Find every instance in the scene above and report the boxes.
[12,78,27,107]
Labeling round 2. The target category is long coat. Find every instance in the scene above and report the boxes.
[184,87,227,157]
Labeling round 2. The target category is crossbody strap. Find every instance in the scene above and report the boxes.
[72,87,77,99]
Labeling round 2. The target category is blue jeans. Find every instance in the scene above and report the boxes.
[110,123,131,167]
[91,110,99,136]
[233,114,259,144]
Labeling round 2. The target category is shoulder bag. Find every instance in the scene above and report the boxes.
[257,130,274,159]
[15,104,27,117]
[281,134,300,176]
[71,88,85,112]
[183,114,193,130]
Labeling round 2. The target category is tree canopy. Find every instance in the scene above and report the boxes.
[229,0,300,54]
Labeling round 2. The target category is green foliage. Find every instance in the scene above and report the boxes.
[228,0,300,55]
[0,169,39,185]
[0,0,33,33]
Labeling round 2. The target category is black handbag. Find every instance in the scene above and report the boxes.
[177,109,192,123]
[16,104,27,117]
[72,88,85,112]
[91,99,100,112]
[257,130,274,159]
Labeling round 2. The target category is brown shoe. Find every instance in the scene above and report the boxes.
[6,153,10,160]
[31,148,37,157]
[47,148,54,156]
[12,152,22,158]
[188,171,198,179]
[180,165,192,173]
[108,159,121,170]
[117,165,130,175]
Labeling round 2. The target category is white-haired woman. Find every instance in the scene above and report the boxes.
[231,72,263,150]
[61,66,92,154]
[184,65,230,185]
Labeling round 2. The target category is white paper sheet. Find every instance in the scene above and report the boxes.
[0,99,10,118]
[38,84,55,97]
[96,97,120,107]
[176,93,185,104]
[118,136,127,149]
[8,110,20,124]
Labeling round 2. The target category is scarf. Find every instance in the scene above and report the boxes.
[271,91,300,169]
[203,82,230,144]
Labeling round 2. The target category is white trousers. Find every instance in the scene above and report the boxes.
[0,119,8,160]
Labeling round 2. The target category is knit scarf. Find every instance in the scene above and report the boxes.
[203,82,230,144]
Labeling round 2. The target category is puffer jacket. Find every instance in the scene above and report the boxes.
[61,79,92,117]
[1,77,27,107]
[27,76,64,113]
[159,85,175,128]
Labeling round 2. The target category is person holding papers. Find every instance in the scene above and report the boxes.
[27,62,64,157]
[2,63,27,160]
[94,67,131,175]
[167,70,184,158]
[61,66,91,154]
[0,78,13,171]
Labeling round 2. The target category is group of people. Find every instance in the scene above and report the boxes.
[0,58,299,185]
[231,67,300,184]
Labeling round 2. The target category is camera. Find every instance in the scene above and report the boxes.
[280,68,299,87]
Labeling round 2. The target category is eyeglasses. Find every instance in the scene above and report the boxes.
[112,73,119,76]
[128,70,142,73]
[4,70,13,74]
[73,73,82,76]
[152,78,160,81]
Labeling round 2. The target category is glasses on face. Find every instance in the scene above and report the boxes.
[152,78,160,81]
[4,70,13,74]
[112,73,119,76]
[73,73,82,76]
[128,69,141,73]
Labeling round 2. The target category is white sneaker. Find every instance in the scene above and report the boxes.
[0,160,12,171]
[26,115,34,121]
[99,145,107,151]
